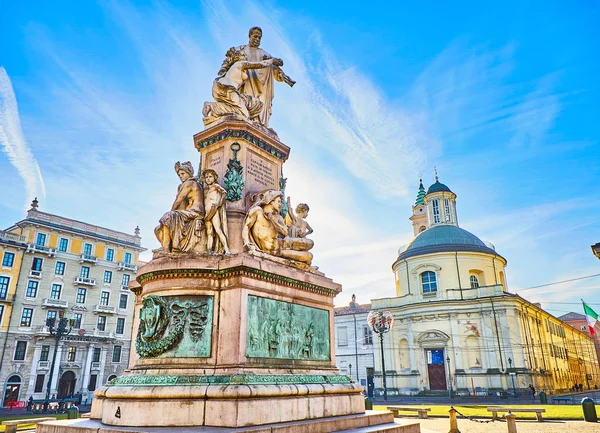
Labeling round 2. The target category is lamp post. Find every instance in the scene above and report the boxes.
[508,357,517,397]
[367,311,394,401]
[349,363,352,380]
[43,315,72,413]
[446,356,452,399]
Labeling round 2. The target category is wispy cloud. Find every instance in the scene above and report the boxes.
[0,67,45,209]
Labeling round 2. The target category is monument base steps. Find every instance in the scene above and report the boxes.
[36,411,420,433]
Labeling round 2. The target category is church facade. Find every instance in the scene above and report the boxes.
[371,178,600,395]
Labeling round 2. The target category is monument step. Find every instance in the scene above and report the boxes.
[338,422,420,432]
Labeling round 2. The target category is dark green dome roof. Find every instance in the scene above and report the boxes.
[427,180,452,194]
[396,225,502,261]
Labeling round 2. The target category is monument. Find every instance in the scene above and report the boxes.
[38,28,412,432]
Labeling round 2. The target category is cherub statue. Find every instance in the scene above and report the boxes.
[154,162,206,253]
[286,198,313,238]
[202,169,230,255]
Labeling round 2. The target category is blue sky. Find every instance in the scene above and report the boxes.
[1,0,599,312]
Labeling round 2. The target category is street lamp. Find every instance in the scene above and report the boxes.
[43,315,73,413]
[367,311,394,401]
[446,356,452,399]
[349,363,353,380]
[508,358,517,397]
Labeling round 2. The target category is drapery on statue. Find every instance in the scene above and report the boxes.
[202,169,230,255]
[203,26,295,128]
[155,161,206,254]
[242,190,313,265]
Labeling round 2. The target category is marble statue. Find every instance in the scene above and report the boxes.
[203,27,295,128]
[202,169,230,255]
[155,161,206,253]
[286,198,313,238]
[242,190,313,265]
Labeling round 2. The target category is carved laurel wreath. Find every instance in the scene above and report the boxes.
[135,296,185,358]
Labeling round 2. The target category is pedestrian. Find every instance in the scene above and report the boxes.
[26,396,33,412]
[529,384,536,400]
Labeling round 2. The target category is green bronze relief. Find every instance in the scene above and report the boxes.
[246,295,330,361]
[136,295,213,358]
[109,374,350,387]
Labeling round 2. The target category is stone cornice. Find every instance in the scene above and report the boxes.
[194,128,289,161]
[109,374,351,387]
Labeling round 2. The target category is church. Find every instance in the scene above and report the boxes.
[371,177,600,395]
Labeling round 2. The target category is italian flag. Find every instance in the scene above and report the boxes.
[583,301,598,335]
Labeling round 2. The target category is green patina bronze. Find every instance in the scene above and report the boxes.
[136,295,213,358]
[224,142,244,201]
[196,129,288,160]
[246,295,330,361]
[109,374,350,387]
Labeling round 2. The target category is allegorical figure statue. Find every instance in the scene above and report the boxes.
[155,161,206,253]
[286,198,313,238]
[203,26,295,128]
[202,169,230,255]
[242,190,313,265]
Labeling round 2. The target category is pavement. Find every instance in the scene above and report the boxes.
[411,418,600,432]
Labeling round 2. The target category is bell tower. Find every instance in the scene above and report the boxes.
[409,179,429,236]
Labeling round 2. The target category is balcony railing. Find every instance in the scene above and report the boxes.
[121,285,130,291]
[35,326,50,335]
[93,329,114,338]
[91,361,100,370]
[94,304,116,314]
[79,254,98,264]
[38,360,50,370]
[118,262,137,271]
[26,244,56,257]
[74,277,96,286]
[42,298,69,308]
[29,270,43,279]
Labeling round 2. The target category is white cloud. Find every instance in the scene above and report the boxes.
[0,67,46,209]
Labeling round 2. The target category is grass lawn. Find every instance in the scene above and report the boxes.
[0,413,68,432]
[373,404,600,420]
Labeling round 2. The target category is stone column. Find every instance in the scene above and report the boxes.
[406,318,418,390]
[449,313,463,388]
[27,344,43,395]
[50,344,64,394]
[97,347,106,388]
[479,311,496,388]
[81,344,95,394]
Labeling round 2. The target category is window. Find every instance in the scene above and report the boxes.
[14,341,27,360]
[67,346,77,362]
[100,291,110,306]
[106,249,114,262]
[337,327,348,347]
[2,252,15,267]
[72,313,82,328]
[116,318,125,335]
[58,238,69,252]
[103,270,112,284]
[124,252,132,264]
[92,348,101,362]
[0,276,9,299]
[80,266,90,278]
[0,305,4,325]
[34,374,45,392]
[55,261,65,275]
[432,199,440,224]
[97,316,106,331]
[470,275,480,289]
[582,325,587,331]
[76,288,87,304]
[20,308,33,327]
[83,243,92,255]
[122,274,130,287]
[119,294,128,309]
[112,346,122,363]
[46,310,58,323]
[40,345,50,361]
[50,284,62,300]
[88,374,97,391]
[26,280,38,298]
[421,271,438,294]
[36,233,46,246]
[32,257,43,271]
[364,326,373,345]
[444,199,452,222]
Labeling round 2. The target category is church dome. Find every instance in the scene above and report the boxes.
[427,180,452,194]
[396,225,502,261]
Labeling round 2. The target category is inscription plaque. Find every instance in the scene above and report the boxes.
[246,151,277,189]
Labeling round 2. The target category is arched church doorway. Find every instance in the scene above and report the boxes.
[3,375,21,407]
[58,371,76,398]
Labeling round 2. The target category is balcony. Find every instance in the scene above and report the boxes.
[121,284,130,292]
[118,262,137,272]
[74,277,96,286]
[34,326,50,335]
[42,298,69,309]
[29,269,43,279]
[38,360,50,370]
[94,304,116,314]
[79,254,98,264]
[93,329,114,338]
[91,362,100,370]
[26,244,56,257]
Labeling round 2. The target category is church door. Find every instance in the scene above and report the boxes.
[427,349,447,390]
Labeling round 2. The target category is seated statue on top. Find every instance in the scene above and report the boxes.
[242,190,313,265]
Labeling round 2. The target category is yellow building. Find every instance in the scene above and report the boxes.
[371,178,599,395]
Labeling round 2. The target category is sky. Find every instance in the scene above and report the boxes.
[1,0,599,313]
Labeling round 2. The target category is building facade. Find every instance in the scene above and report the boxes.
[371,178,600,396]
[0,199,145,406]
[334,295,374,393]
[559,312,600,372]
